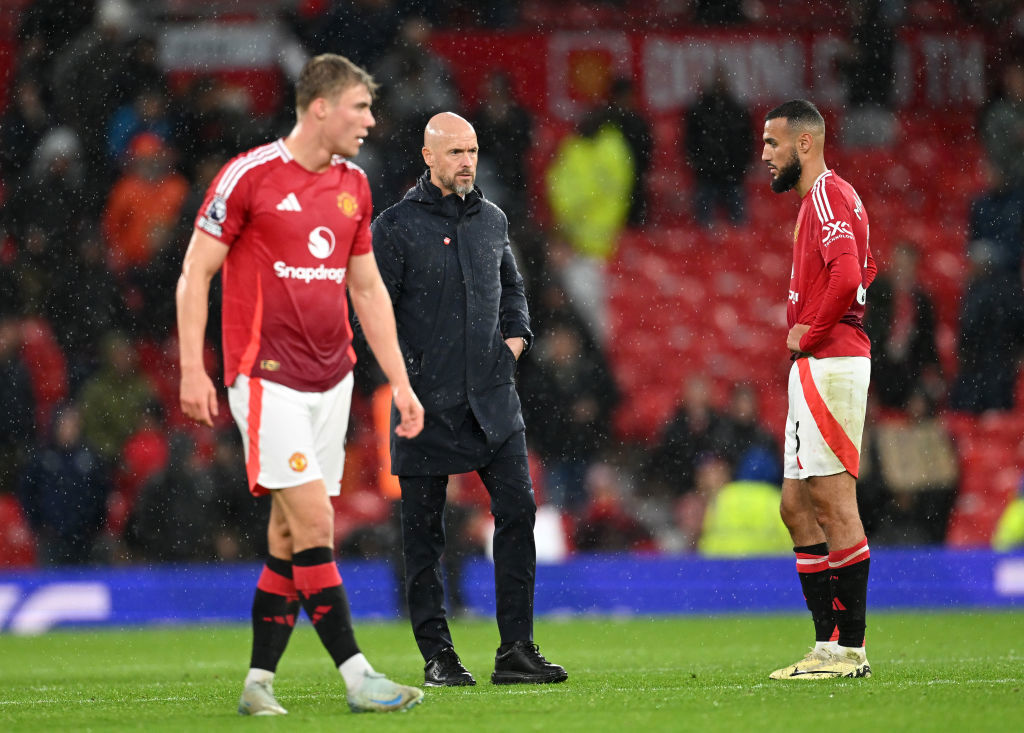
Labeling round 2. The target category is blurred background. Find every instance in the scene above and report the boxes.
[1,0,1023,592]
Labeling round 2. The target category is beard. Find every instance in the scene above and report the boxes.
[770,151,802,193]
[439,169,475,196]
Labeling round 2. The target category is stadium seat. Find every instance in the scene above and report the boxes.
[945,413,1024,547]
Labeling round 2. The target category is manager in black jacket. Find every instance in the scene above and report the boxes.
[371,112,567,688]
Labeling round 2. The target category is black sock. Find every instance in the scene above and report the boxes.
[829,539,870,648]
[250,555,300,673]
[794,543,836,643]
[293,546,361,667]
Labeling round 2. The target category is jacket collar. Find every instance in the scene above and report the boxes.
[405,170,483,217]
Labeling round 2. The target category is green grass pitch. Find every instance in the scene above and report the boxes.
[1,611,1021,732]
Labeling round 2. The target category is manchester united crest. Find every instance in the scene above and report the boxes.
[288,452,308,472]
[337,192,358,217]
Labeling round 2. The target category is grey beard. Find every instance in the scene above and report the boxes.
[441,172,474,196]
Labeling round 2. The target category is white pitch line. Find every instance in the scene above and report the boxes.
[2,676,1021,707]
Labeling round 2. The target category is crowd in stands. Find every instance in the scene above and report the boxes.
[2,0,1024,569]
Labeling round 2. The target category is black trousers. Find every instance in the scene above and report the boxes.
[398,430,536,661]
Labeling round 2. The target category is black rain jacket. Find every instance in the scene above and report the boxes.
[371,172,532,474]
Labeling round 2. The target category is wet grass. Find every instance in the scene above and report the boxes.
[0,611,1020,731]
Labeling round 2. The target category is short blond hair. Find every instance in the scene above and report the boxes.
[295,54,378,111]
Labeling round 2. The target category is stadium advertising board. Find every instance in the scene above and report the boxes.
[0,550,1021,634]
[429,29,987,118]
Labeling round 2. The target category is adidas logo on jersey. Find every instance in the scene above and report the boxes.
[276,193,302,211]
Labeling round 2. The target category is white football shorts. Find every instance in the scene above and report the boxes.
[228,372,353,496]
[783,356,870,481]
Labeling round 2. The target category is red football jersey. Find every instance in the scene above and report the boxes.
[195,139,373,392]
[788,170,874,359]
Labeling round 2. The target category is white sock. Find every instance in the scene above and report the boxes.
[814,641,834,653]
[339,653,374,691]
[836,644,866,660]
[245,668,274,686]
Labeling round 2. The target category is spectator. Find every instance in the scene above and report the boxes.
[372,15,459,184]
[207,428,270,560]
[584,77,653,228]
[573,463,654,552]
[77,331,157,466]
[298,0,404,70]
[17,402,110,565]
[862,242,943,409]
[674,454,730,552]
[992,475,1024,552]
[124,432,219,563]
[535,238,609,345]
[16,0,92,84]
[968,159,1024,277]
[519,319,619,510]
[10,224,59,320]
[45,228,128,390]
[173,78,265,179]
[645,375,731,497]
[111,401,171,537]
[837,0,900,147]
[546,114,634,260]
[0,77,50,185]
[351,97,414,207]
[715,382,781,475]
[697,446,792,557]
[107,85,175,162]
[6,126,87,243]
[111,35,165,110]
[472,71,533,223]
[871,389,958,545]
[854,392,889,538]
[0,315,36,495]
[49,0,139,197]
[949,239,1024,412]
[683,69,752,227]
[101,133,188,276]
[981,60,1024,190]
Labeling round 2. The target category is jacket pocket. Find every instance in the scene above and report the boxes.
[496,341,517,384]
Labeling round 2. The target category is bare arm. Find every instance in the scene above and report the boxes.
[176,228,229,427]
[347,251,424,438]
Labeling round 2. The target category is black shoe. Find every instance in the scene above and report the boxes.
[491,641,568,684]
[424,647,476,687]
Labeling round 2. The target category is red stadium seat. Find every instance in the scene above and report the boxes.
[945,412,1024,547]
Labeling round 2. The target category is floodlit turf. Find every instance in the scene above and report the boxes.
[0,611,1021,732]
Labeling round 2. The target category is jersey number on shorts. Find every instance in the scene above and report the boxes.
[794,420,801,454]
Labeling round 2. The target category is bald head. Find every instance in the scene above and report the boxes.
[424,112,475,149]
[422,111,479,198]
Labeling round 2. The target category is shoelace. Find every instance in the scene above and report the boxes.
[519,643,548,664]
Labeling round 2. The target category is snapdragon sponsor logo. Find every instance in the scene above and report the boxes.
[308,226,336,258]
[274,261,347,284]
